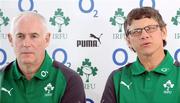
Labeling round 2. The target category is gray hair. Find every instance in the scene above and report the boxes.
[10,11,48,34]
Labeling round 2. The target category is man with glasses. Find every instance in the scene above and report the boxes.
[101,7,180,103]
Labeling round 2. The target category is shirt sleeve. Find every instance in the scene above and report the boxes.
[60,72,86,103]
[53,61,86,103]
[101,70,117,103]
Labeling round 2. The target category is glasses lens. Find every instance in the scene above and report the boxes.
[128,25,159,37]
[131,29,142,36]
[145,25,159,33]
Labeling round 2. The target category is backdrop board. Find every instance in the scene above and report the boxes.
[0,0,180,102]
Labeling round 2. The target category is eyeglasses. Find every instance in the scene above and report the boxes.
[127,25,160,37]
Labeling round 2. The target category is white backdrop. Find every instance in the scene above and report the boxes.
[0,0,180,102]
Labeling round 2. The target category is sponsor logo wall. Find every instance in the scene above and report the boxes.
[0,0,180,102]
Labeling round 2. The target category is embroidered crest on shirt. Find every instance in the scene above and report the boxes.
[1,87,13,96]
[120,81,132,90]
[161,68,169,72]
[41,71,48,77]
[163,80,174,94]
[44,83,54,96]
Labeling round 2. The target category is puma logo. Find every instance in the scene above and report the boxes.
[1,87,13,96]
[90,33,103,44]
[120,81,132,90]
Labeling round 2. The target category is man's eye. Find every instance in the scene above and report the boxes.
[149,27,156,30]
[32,35,37,38]
[17,35,24,38]
[146,27,155,32]
[31,34,39,38]
[133,30,141,34]
[31,33,39,38]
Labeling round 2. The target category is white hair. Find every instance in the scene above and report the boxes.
[10,11,48,34]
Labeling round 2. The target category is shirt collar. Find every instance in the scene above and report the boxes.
[13,51,52,80]
[131,58,146,75]
[131,50,174,75]
[13,61,22,80]
[34,52,52,80]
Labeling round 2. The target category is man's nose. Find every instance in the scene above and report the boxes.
[140,29,150,39]
[23,37,31,47]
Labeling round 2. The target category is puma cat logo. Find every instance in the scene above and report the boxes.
[90,33,103,44]
[1,87,13,96]
[120,81,132,90]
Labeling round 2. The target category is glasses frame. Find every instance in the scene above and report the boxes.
[126,24,160,37]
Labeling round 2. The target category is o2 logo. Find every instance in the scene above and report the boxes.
[52,48,71,67]
[0,48,7,65]
[174,48,180,62]
[86,98,94,103]
[18,0,34,11]
[112,48,180,66]
[79,0,98,17]
[112,48,128,66]
[139,0,156,8]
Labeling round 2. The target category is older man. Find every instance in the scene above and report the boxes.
[0,11,85,103]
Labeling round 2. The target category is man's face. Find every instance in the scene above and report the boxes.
[8,15,50,65]
[126,18,167,56]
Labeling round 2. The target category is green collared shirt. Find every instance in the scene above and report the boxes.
[1,52,66,103]
[101,50,180,103]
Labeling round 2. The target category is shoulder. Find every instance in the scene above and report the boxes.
[0,62,13,72]
[101,63,133,103]
[52,60,82,82]
[52,61,86,102]
[106,63,133,86]
[111,63,133,78]
[0,62,13,83]
[174,60,180,67]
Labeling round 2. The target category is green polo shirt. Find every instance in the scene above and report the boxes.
[101,50,180,103]
[1,53,66,103]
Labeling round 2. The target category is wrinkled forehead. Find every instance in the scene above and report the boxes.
[18,15,41,25]
[127,18,158,30]
[15,14,44,25]
[14,12,45,22]
[10,12,48,34]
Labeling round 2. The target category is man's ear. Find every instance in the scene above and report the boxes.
[125,36,136,52]
[45,33,51,47]
[125,36,132,48]
[8,33,14,47]
[161,26,167,41]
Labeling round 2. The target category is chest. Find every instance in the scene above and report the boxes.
[117,71,180,103]
[1,77,64,103]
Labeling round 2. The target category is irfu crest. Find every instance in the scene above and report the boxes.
[49,8,70,32]
[77,59,98,82]
[0,9,9,32]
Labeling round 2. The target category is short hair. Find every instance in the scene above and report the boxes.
[124,7,167,46]
[10,11,48,34]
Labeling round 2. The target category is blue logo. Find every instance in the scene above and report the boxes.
[0,48,7,65]
[139,0,156,8]
[86,98,94,103]
[52,48,68,65]
[18,0,34,11]
[112,48,128,66]
[174,48,180,62]
[79,0,98,17]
